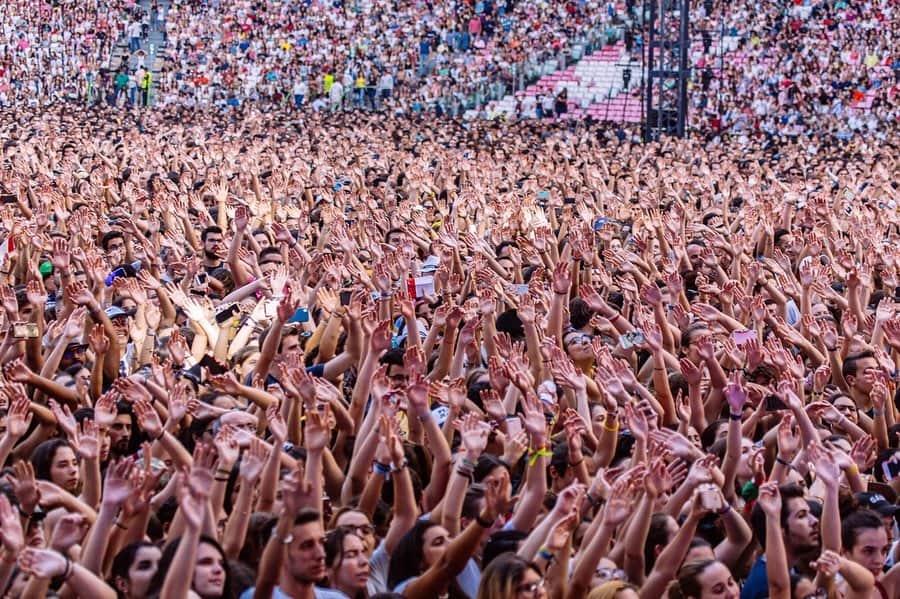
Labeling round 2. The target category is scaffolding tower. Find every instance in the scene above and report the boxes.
[642,0,691,141]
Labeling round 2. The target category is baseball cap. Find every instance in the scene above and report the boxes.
[420,255,440,273]
[104,306,133,319]
[855,493,900,517]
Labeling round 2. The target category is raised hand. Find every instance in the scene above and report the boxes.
[724,370,747,415]
[17,548,69,580]
[457,412,491,459]
[266,403,288,444]
[240,438,268,484]
[0,494,23,554]
[756,481,782,518]
[133,398,164,441]
[5,395,33,441]
[103,459,136,508]
[75,418,100,460]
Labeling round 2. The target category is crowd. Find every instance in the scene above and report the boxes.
[0,101,896,599]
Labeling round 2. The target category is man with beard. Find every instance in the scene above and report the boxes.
[201,226,226,273]
[107,401,135,459]
[743,483,822,599]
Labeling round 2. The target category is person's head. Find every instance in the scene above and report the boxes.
[828,393,858,425]
[667,559,738,599]
[30,438,79,493]
[109,402,134,455]
[102,231,126,265]
[841,509,890,577]
[110,541,163,599]
[258,247,284,276]
[477,553,545,599]
[332,508,377,556]
[325,527,370,597]
[751,483,819,555]
[285,509,328,587]
[842,350,878,394]
[563,329,594,362]
[681,324,712,365]
[201,226,224,261]
[388,520,449,589]
[482,530,529,568]
[149,535,232,599]
[379,348,408,386]
[645,514,679,573]
[587,581,640,599]
[684,537,716,564]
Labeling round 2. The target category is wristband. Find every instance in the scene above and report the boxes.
[114,521,128,530]
[874,409,885,417]
[568,458,584,468]
[775,456,793,468]
[374,462,392,477]
[62,556,73,581]
[475,514,494,528]
[460,458,478,470]
[718,503,732,515]
[391,458,408,473]
[537,546,555,561]
[846,463,859,475]
[729,412,742,421]
[528,447,552,466]
[602,420,620,432]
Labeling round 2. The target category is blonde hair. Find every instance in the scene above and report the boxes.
[588,581,639,599]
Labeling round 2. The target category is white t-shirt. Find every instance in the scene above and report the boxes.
[239,586,347,599]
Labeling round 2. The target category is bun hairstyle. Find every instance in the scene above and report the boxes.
[666,559,716,599]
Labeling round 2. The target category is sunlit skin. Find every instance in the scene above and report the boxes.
[695,561,739,599]
[193,541,226,598]
[50,445,80,493]
[115,546,162,599]
[329,534,370,597]
[844,527,890,578]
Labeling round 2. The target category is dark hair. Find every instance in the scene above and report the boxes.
[387,520,440,590]
[101,231,125,250]
[841,509,885,551]
[201,226,224,242]
[495,310,524,340]
[667,559,717,599]
[842,350,875,381]
[750,483,807,547]
[30,438,75,482]
[147,535,235,599]
[110,541,160,599]
[474,454,508,484]
[482,530,528,568]
[645,513,674,574]
[477,553,540,599]
[569,297,593,329]
[325,527,364,586]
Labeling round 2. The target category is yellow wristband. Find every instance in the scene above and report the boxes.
[847,463,859,476]
[602,421,620,432]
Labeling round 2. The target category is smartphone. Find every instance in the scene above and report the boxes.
[505,415,523,437]
[0,193,16,204]
[563,197,576,205]
[537,190,550,200]
[732,329,756,346]
[765,394,788,411]
[105,267,128,287]
[593,217,612,231]
[699,484,723,511]
[882,460,900,482]
[195,273,208,286]
[339,289,352,306]
[12,323,39,339]
[288,307,310,323]
[509,284,529,296]
[619,330,645,350]
[214,303,240,324]
[263,299,279,319]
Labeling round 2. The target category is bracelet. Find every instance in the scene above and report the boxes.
[475,514,494,528]
[528,447,553,466]
[152,430,165,442]
[568,458,584,468]
[584,492,600,507]
[456,466,475,478]
[825,346,837,352]
[62,556,74,581]
[214,476,229,482]
[608,313,620,322]
[373,462,392,477]
[460,458,478,470]
[114,521,128,530]
[775,456,793,468]
[729,412,742,421]
[718,503,732,515]
[391,458,408,473]
[537,546,555,561]
[846,463,859,475]
[602,420,620,432]
[874,409,885,417]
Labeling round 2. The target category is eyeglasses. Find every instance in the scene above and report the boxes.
[801,588,827,599]
[516,580,545,597]
[565,334,594,348]
[595,568,627,582]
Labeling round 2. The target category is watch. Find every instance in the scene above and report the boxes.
[271,530,294,545]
